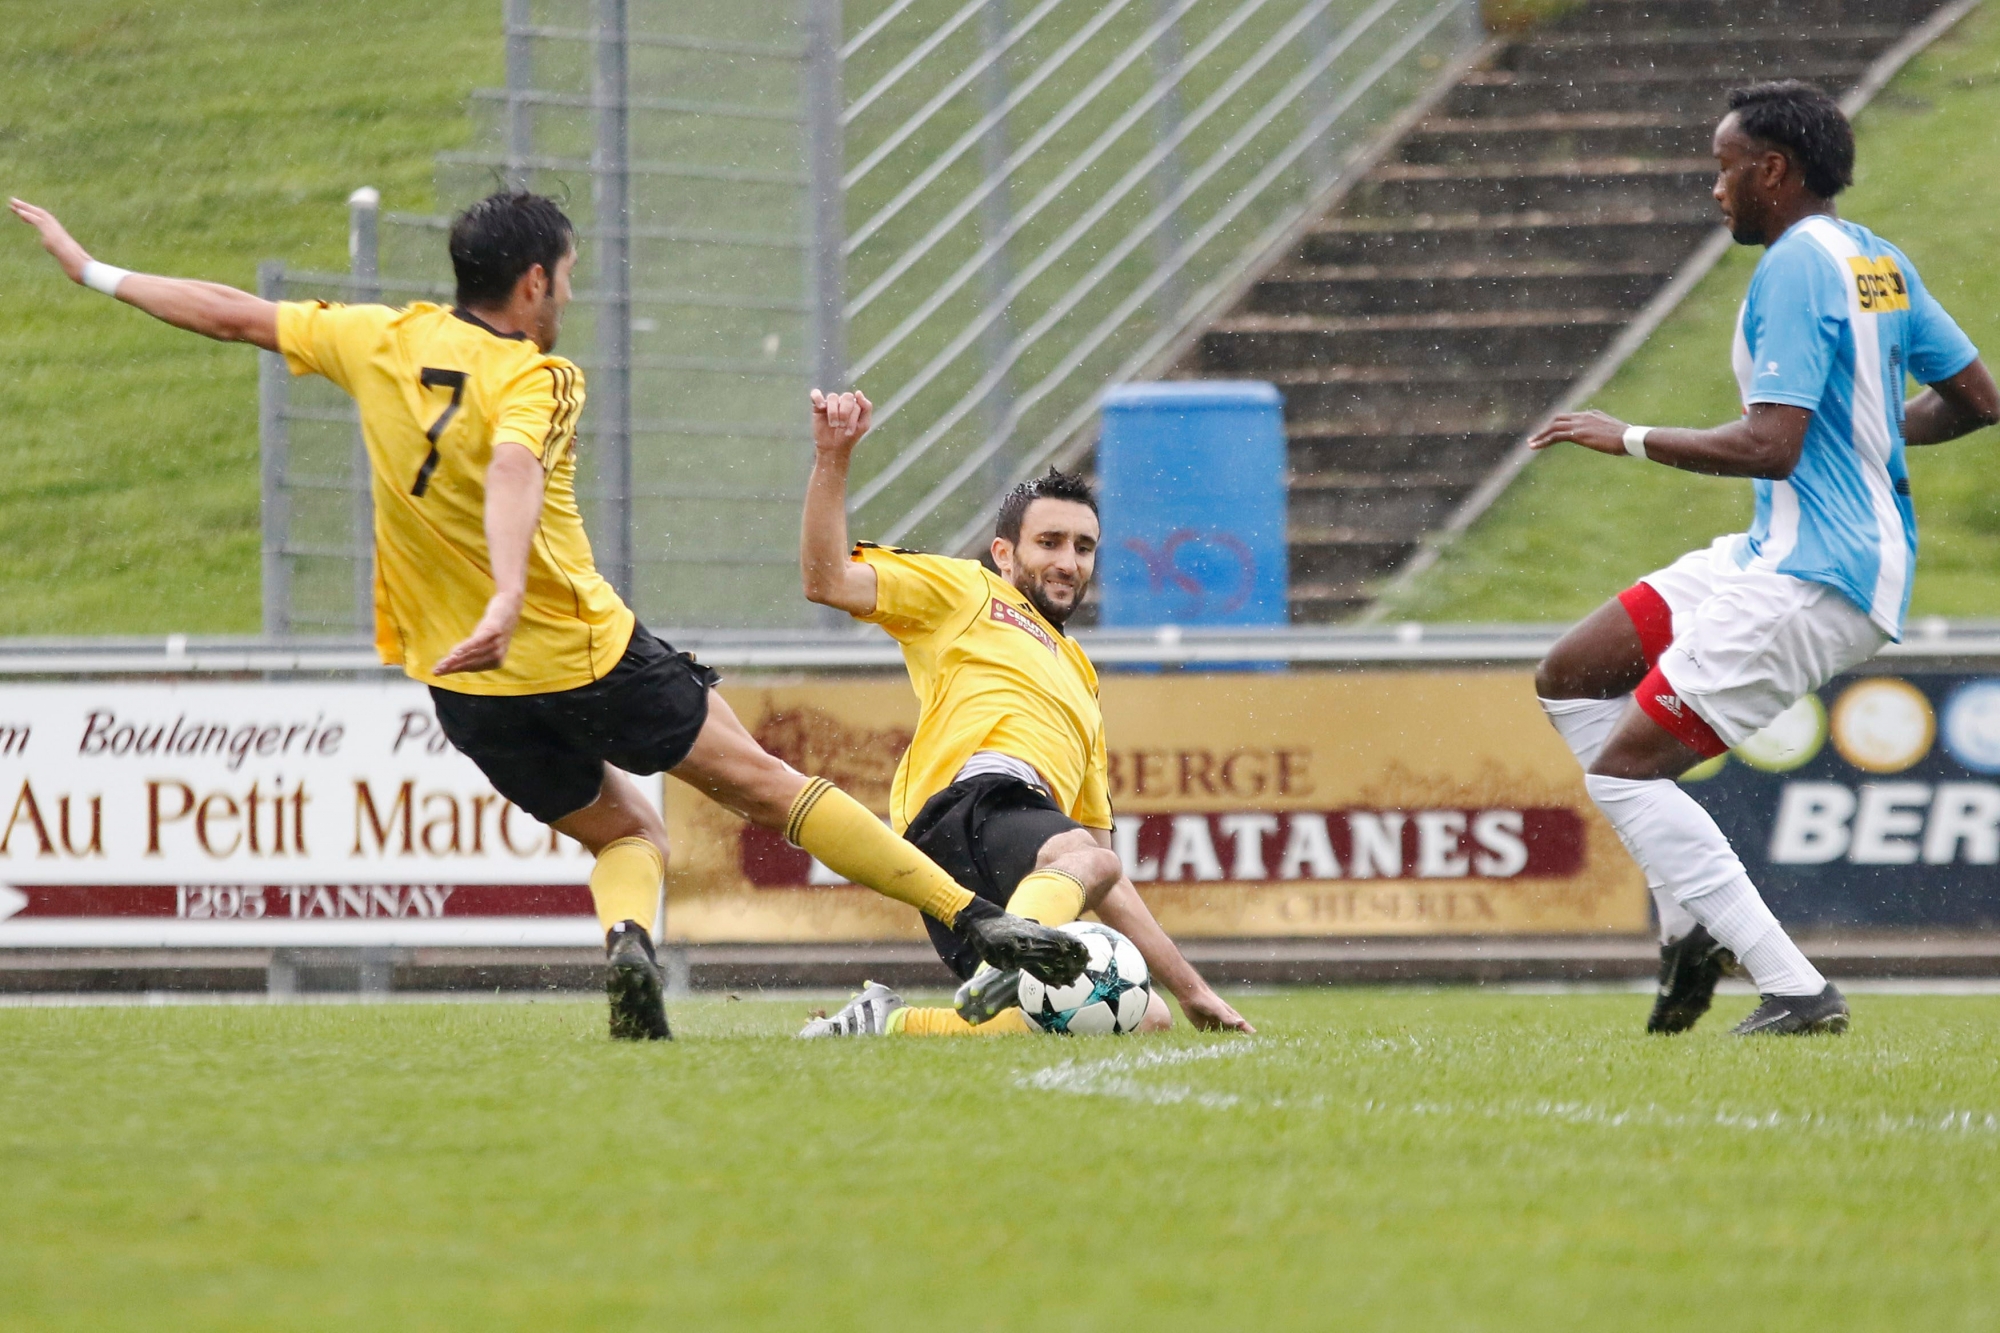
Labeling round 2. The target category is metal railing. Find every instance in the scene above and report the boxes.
[836,0,1479,557]
[258,0,1478,635]
[11,616,2000,676]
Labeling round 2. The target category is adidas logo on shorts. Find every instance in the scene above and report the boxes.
[1653,693,1684,718]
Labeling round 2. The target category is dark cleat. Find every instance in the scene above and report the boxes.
[1647,925,1736,1034]
[606,920,671,1042]
[953,964,1022,1024]
[957,899,1088,986]
[1732,983,1850,1036]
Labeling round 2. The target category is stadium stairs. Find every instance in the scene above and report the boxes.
[1176,0,1958,622]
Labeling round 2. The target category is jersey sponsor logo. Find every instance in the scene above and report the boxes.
[1848,255,1910,313]
[990,597,1058,654]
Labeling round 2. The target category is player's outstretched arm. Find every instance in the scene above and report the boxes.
[9,198,278,351]
[1904,359,2000,446]
[800,388,880,617]
[434,442,545,677]
[1085,849,1254,1033]
[1527,403,1810,479]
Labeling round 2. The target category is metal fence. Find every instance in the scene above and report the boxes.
[258,0,1479,636]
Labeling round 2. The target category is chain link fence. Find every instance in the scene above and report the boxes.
[259,0,1478,636]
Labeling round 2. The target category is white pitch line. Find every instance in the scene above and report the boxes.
[1016,1041,1259,1108]
[1363,1098,2000,1139]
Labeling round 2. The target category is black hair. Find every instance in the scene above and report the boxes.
[1725,81,1854,200]
[996,468,1098,544]
[448,191,576,307]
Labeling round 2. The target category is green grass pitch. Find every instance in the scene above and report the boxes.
[0,0,499,636]
[4,989,1997,1330]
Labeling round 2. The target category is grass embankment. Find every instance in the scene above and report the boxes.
[3,991,1998,1330]
[0,1,498,635]
[1393,2,2000,623]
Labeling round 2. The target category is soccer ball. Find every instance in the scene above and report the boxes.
[1019,922,1152,1035]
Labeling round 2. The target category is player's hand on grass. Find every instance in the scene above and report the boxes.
[809,388,872,457]
[1180,988,1255,1034]
[433,594,523,676]
[8,199,93,284]
[1528,409,1628,457]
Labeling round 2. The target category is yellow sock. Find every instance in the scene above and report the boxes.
[889,1005,1037,1036]
[1006,868,1086,926]
[786,778,975,926]
[588,836,663,935]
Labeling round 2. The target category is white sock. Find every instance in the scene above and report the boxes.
[1583,775,1825,996]
[1653,885,1698,946]
[1540,698,1696,945]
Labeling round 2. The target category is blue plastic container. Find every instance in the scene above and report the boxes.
[1096,381,1288,627]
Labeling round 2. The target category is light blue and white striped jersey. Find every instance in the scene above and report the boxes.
[1729,215,1977,639]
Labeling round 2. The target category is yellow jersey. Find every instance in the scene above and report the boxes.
[853,544,1112,832]
[276,301,634,695]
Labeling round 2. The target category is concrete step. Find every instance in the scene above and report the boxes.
[1289,529,1423,596]
[1288,426,1519,476]
[1400,112,1714,165]
[1549,0,1942,35]
[1348,157,1715,218]
[1300,209,1715,266]
[1163,0,1952,625]
[1289,474,1474,537]
[1203,308,1628,374]
[1269,366,1574,425]
[1445,65,1868,117]
[1498,28,1903,77]
[1288,580,1378,621]
[1248,257,1671,317]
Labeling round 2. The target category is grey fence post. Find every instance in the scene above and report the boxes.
[977,0,1016,495]
[348,187,380,637]
[504,0,535,191]
[593,0,634,603]
[804,0,846,393]
[1148,0,1190,320]
[258,260,292,639]
[1305,2,1339,187]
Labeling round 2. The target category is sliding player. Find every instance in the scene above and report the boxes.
[1529,82,1998,1035]
[795,389,1251,1038]
[10,192,1086,1040]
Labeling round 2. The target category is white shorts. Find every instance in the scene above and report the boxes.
[1632,536,1888,750]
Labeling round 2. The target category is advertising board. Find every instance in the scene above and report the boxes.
[0,668,1651,948]
[20,661,1991,948]
[1686,669,2000,928]
[0,683,605,947]
[667,670,1650,942]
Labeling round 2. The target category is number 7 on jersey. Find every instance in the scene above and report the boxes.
[412,367,469,497]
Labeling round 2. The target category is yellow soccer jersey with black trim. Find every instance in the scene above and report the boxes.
[276,301,634,695]
[852,543,1111,833]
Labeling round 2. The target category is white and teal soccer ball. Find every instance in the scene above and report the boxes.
[1019,922,1152,1035]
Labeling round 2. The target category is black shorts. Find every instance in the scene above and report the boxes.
[904,773,1085,980]
[429,625,720,824]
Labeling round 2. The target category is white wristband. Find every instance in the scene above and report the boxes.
[1622,424,1652,460]
[82,261,132,297]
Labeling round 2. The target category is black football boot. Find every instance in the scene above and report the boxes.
[1732,983,1850,1036]
[1646,925,1736,1034]
[606,920,672,1041]
[955,898,1087,986]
